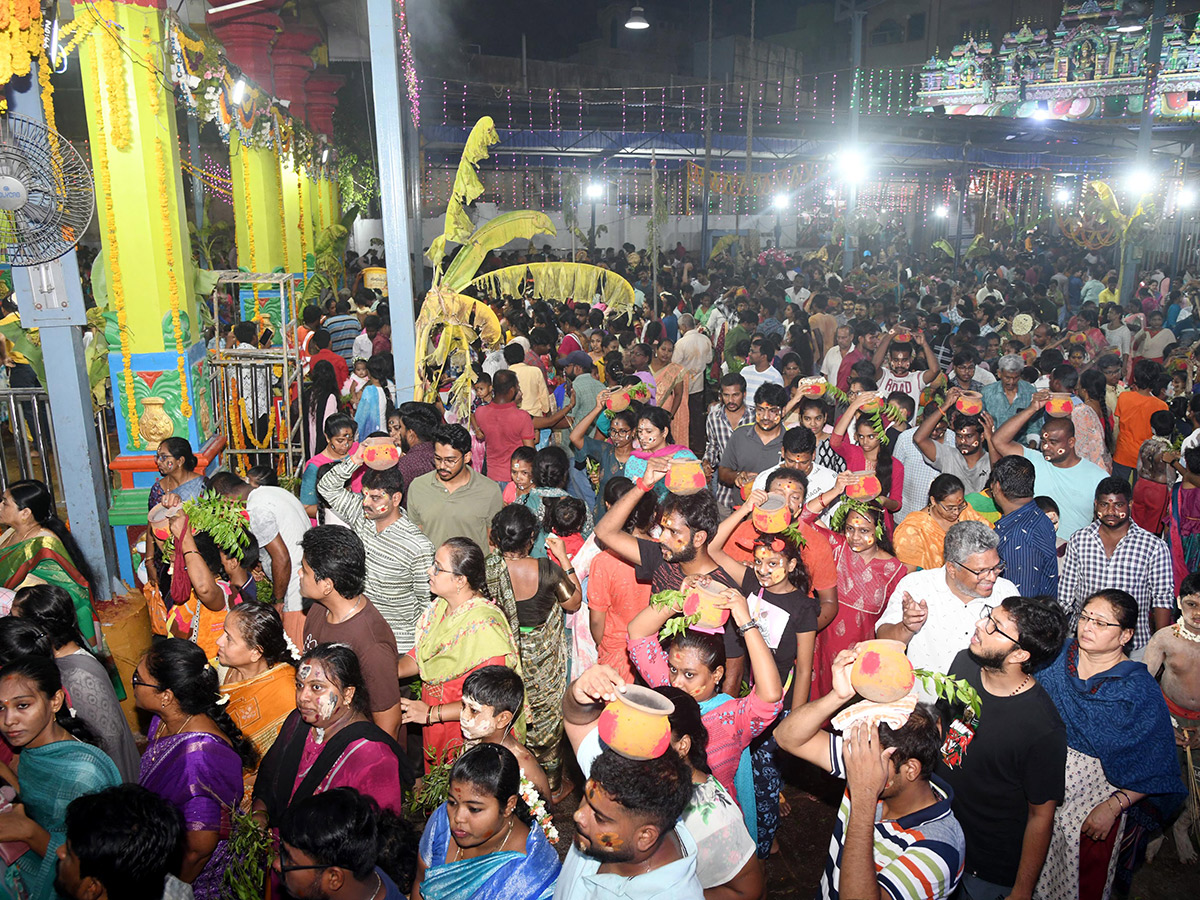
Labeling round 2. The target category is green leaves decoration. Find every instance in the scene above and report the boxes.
[914,668,983,722]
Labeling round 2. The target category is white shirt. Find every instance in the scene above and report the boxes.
[877,567,1019,685]
[1182,427,1200,455]
[876,369,926,420]
[820,345,845,382]
[973,367,997,386]
[351,331,373,362]
[1103,323,1131,357]
[246,486,311,613]
[740,364,784,407]
[786,286,810,305]
[753,461,837,524]
[673,330,714,394]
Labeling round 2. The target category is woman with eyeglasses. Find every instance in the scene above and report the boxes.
[893,473,993,571]
[569,391,639,519]
[1036,589,1185,900]
[134,639,257,899]
[398,538,520,772]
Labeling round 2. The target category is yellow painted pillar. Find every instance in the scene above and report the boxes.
[230,135,285,272]
[75,0,199,453]
[281,160,309,275]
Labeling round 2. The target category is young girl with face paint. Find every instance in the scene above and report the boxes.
[625,578,783,849]
[252,643,410,829]
[413,744,561,900]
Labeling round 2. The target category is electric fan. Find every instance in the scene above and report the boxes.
[0,113,94,267]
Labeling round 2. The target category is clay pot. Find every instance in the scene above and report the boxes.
[955,391,984,416]
[891,332,913,344]
[664,457,707,495]
[795,377,829,398]
[682,585,731,632]
[751,493,791,534]
[597,685,675,759]
[844,472,882,502]
[858,395,882,413]
[147,504,180,542]
[605,389,632,412]
[850,639,916,703]
[361,437,400,470]
[1045,393,1073,418]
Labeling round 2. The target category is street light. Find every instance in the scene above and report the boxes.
[1030,107,1052,121]
[1055,187,1073,205]
[625,5,649,29]
[585,183,604,200]
[836,146,867,184]
[772,193,789,210]
[1124,168,1156,196]
[585,183,603,255]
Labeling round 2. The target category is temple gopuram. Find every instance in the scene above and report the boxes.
[914,0,1200,120]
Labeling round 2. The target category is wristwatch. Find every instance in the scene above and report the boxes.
[737,618,760,637]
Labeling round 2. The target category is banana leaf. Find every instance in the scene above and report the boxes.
[441,211,557,291]
[932,239,955,258]
[0,320,43,383]
[465,262,635,318]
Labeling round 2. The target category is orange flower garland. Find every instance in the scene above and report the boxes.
[89,49,139,447]
[0,0,43,92]
[239,141,257,270]
[297,174,308,274]
[96,1,131,151]
[275,155,291,273]
[144,25,160,118]
[156,137,192,419]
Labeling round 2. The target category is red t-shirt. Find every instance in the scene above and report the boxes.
[473,401,535,480]
[309,348,349,388]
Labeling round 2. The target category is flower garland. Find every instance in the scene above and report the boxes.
[226,383,249,475]
[156,137,192,418]
[96,1,131,151]
[238,142,259,273]
[518,775,558,844]
[275,155,291,273]
[37,55,63,185]
[238,398,274,449]
[0,0,43,96]
[144,25,160,118]
[296,175,308,274]
[89,49,139,447]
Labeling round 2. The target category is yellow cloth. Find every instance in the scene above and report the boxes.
[0,312,29,364]
[511,362,553,416]
[893,506,993,571]
[218,661,297,797]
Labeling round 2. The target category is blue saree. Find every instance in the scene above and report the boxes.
[418,803,560,900]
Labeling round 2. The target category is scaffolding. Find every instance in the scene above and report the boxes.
[206,271,307,481]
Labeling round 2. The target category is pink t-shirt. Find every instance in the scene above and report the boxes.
[474,402,535,481]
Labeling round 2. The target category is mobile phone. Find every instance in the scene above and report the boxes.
[258,328,274,346]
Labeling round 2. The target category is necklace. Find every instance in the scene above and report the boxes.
[1174,621,1200,644]
[454,815,515,861]
[1006,675,1031,697]
[366,873,382,900]
[160,714,195,738]
[329,595,365,624]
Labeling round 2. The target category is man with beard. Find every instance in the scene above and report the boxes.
[989,391,1108,540]
[870,328,941,419]
[559,670,704,900]
[705,373,753,515]
[407,423,503,552]
[936,597,1068,900]
[318,446,434,652]
[593,457,748,689]
[877,521,1020,679]
[775,651,965,900]
[914,389,993,495]
[392,402,439,492]
[1059,478,1175,657]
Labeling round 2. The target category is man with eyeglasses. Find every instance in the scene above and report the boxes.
[718,383,789,504]
[877,521,1019,680]
[936,597,1068,900]
[1059,477,1174,658]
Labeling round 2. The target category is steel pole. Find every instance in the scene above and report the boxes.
[842,9,864,276]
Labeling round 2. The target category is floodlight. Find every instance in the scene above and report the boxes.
[1055,187,1072,204]
[836,146,867,184]
[934,205,949,218]
[773,193,789,210]
[586,183,604,200]
[1030,107,1052,121]
[321,147,329,164]
[1116,23,1144,34]
[231,78,247,105]
[1179,188,1197,208]
[1124,169,1156,195]
[625,6,649,29]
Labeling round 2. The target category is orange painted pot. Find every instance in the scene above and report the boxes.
[795,377,829,398]
[751,494,791,533]
[858,395,882,413]
[844,472,882,502]
[891,332,913,344]
[955,391,984,416]
[664,458,707,495]
[361,437,400,470]
[850,639,916,703]
[147,504,178,542]
[605,389,632,412]
[597,685,675,759]
[682,586,731,631]
[1045,393,1073,418]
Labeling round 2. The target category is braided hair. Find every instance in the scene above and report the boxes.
[8,480,99,604]
[144,639,259,769]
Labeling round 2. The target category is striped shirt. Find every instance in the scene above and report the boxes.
[323,314,361,363]
[318,456,436,652]
[705,404,752,509]
[1058,520,1174,651]
[822,733,965,900]
[995,500,1060,598]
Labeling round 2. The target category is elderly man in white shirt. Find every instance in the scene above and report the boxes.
[876,521,1019,684]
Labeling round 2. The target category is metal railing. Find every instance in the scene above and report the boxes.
[0,388,114,509]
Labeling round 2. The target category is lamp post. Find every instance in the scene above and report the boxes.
[586,182,603,256]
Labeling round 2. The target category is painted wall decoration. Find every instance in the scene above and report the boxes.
[916,1,1200,120]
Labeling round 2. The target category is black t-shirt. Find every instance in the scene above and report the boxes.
[634,538,744,660]
[737,569,818,707]
[936,650,1067,886]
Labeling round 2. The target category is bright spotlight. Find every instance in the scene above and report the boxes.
[773,193,789,210]
[1030,107,1052,121]
[934,205,949,218]
[231,78,247,105]
[1055,187,1072,204]
[625,5,649,29]
[1124,169,1156,195]
[585,183,604,200]
[1116,22,1144,34]
[1180,188,1197,208]
[825,187,837,199]
[837,146,867,184]
[321,147,329,164]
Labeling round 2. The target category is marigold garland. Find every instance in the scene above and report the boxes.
[144,25,160,118]
[89,48,139,446]
[156,138,193,418]
[238,397,274,449]
[275,155,291,273]
[0,0,43,89]
[297,175,308,275]
[96,1,131,152]
[238,142,257,269]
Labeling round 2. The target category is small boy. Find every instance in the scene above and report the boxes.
[545,495,587,560]
[1143,573,1200,863]
[460,665,551,800]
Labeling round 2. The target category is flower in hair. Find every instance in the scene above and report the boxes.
[284,632,302,662]
[519,773,558,844]
[214,694,229,706]
[68,707,77,718]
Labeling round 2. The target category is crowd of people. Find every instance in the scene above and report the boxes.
[1,235,1199,900]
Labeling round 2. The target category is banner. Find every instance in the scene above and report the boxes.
[685,161,810,197]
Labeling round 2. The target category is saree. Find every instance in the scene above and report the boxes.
[355,383,388,437]
[253,710,410,825]
[219,661,297,797]
[3,741,120,900]
[651,362,690,454]
[0,532,99,647]
[411,595,521,770]
[485,554,567,792]
[139,718,244,900]
[418,803,560,900]
[1035,641,1186,900]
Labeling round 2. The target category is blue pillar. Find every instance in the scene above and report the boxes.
[368,0,419,402]
[8,63,120,598]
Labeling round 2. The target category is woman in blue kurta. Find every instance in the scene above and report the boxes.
[413,744,559,900]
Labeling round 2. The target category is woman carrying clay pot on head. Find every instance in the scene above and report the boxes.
[569,390,640,518]
[829,391,905,528]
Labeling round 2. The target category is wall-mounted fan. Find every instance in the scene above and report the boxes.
[0,113,94,267]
